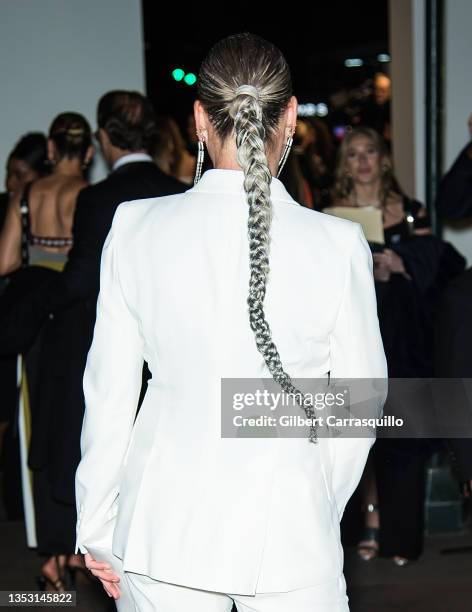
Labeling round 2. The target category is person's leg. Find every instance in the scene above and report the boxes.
[124,572,235,612]
[375,439,426,563]
[32,470,67,591]
[1,422,24,519]
[356,455,380,561]
[232,576,349,612]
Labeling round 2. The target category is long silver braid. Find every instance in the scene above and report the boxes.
[198,33,318,443]
[230,88,318,443]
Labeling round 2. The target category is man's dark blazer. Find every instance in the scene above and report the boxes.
[436,144,472,220]
[1,161,186,504]
[435,267,472,483]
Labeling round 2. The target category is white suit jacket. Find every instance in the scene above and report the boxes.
[75,169,387,595]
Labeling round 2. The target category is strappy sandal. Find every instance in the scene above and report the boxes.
[35,556,67,592]
[357,503,380,561]
[357,526,380,561]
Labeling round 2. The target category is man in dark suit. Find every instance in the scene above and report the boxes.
[436,135,472,220]
[435,268,472,496]
[435,118,472,496]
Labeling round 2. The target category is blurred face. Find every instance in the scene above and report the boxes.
[295,120,315,149]
[345,135,381,185]
[5,157,39,194]
[374,74,391,105]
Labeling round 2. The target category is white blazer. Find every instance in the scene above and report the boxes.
[75,169,387,595]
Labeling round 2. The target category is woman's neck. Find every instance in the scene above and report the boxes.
[53,157,83,178]
[210,141,279,176]
[352,181,381,206]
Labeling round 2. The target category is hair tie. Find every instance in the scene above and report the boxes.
[234,84,260,102]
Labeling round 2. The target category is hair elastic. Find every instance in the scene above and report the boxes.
[234,84,260,102]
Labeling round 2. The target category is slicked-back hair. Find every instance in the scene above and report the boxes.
[97,90,157,152]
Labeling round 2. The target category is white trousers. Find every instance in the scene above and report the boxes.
[121,572,350,612]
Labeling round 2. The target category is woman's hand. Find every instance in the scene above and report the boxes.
[373,249,411,281]
[84,553,121,600]
[382,248,408,274]
[373,252,391,282]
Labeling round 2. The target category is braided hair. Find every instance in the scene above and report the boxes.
[198,33,318,442]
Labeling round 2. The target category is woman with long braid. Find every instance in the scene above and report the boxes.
[74,34,387,611]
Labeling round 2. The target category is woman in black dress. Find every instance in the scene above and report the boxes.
[332,126,464,565]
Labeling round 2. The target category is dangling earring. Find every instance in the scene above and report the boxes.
[194,139,205,185]
[277,135,293,178]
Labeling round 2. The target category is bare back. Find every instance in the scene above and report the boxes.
[0,173,87,274]
[28,174,87,252]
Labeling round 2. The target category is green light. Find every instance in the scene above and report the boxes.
[172,68,185,82]
[184,72,197,86]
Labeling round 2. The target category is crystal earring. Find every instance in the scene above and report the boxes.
[194,139,205,185]
[277,136,293,178]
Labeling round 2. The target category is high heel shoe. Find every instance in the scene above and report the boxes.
[35,556,68,592]
[357,526,380,561]
[357,503,380,561]
[35,574,68,592]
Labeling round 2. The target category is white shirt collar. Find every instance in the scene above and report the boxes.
[189,169,295,203]
[112,153,153,172]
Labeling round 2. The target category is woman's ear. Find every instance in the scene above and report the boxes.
[194,100,208,142]
[85,145,95,166]
[285,96,298,137]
